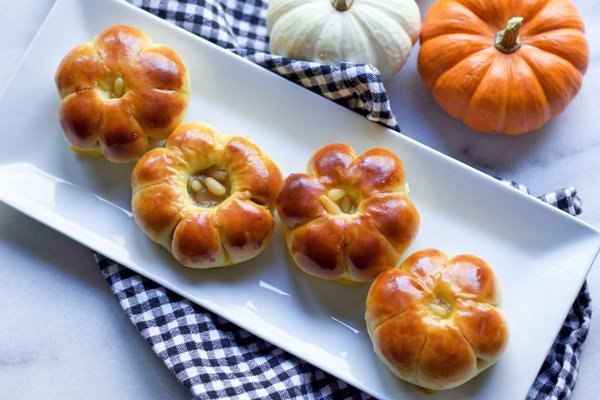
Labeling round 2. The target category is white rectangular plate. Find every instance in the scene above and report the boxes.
[1,0,599,398]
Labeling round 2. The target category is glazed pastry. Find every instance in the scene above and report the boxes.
[365,249,509,390]
[131,122,282,268]
[55,25,190,162]
[275,143,420,283]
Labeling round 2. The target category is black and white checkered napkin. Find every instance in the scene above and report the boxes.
[94,1,592,398]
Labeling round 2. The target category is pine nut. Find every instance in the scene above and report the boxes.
[327,188,346,201]
[113,77,125,98]
[210,170,228,182]
[190,177,203,192]
[429,303,449,318]
[205,177,226,196]
[320,195,342,215]
[340,196,351,213]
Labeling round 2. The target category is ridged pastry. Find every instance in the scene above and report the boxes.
[131,122,282,268]
[55,25,190,162]
[365,249,509,390]
[275,143,420,283]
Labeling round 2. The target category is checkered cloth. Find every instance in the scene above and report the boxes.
[94,1,592,399]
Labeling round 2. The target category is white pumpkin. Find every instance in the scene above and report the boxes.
[266,0,421,79]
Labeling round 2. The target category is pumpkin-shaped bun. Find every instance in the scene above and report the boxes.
[365,249,509,390]
[55,25,190,162]
[275,143,420,284]
[418,0,588,135]
[131,123,282,269]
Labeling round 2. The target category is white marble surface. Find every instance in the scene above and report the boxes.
[0,0,598,399]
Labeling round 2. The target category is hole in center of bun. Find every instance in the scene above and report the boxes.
[428,286,454,318]
[321,187,359,215]
[428,297,452,318]
[95,76,126,100]
[187,167,230,207]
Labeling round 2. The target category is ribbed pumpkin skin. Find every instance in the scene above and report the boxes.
[267,0,421,79]
[418,0,589,135]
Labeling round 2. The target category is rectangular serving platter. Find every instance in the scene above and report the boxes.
[1,0,599,398]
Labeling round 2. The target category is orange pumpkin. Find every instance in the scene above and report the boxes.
[418,0,589,135]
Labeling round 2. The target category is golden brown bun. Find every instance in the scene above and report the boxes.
[55,25,190,162]
[131,122,282,268]
[275,143,420,283]
[365,249,509,390]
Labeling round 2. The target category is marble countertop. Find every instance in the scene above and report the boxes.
[1,0,598,399]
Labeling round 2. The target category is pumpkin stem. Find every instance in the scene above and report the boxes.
[495,17,523,54]
[331,0,353,12]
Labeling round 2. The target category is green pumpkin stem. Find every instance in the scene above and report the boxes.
[331,0,353,12]
[495,17,523,54]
